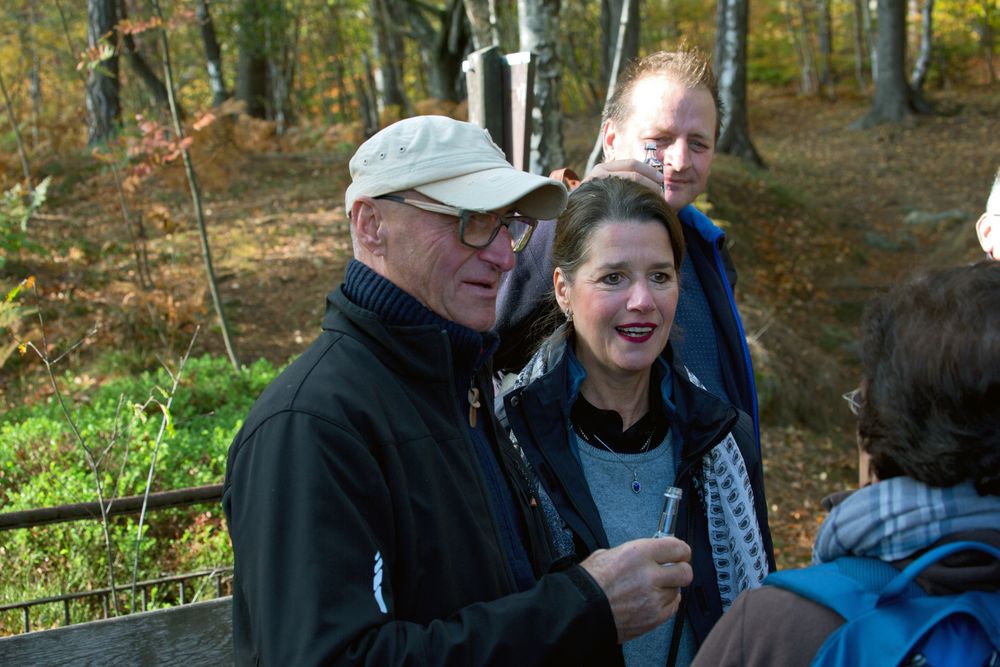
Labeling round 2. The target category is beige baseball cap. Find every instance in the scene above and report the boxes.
[344,115,567,220]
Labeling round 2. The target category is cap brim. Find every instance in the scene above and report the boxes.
[415,167,568,220]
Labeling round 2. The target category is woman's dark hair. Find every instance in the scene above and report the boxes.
[553,177,685,284]
[532,178,685,341]
[857,261,1000,495]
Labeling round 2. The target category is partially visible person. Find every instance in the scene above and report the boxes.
[495,46,760,449]
[498,177,774,667]
[691,261,1000,667]
[976,167,1000,260]
[223,115,694,666]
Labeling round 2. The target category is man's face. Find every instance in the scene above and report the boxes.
[603,75,717,212]
[376,194,517,331]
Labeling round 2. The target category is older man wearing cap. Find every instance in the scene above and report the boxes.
[223,116,692,666]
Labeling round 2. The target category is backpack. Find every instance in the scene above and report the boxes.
[764,541,1000,667]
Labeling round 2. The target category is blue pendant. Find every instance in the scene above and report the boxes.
[632,478,641,494]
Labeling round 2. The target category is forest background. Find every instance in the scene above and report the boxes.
[0,0,997,635]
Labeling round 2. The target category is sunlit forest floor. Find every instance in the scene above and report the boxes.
[4,85,998,571]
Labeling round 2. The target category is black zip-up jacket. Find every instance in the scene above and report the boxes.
[223,287,619,666]
[498,340,775,655]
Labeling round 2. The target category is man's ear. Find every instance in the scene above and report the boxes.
[600,119,617,161]
[976,212,995,259]
[352,197,388,258]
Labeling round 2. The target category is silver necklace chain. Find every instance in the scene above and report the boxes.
[573,423,654,495]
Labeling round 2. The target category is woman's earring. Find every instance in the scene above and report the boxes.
[564,309,573,322]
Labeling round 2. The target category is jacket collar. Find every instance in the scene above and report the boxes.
[330,259,498,380]
[511,331,737,461]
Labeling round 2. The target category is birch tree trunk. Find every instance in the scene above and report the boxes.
[797,0,819,94]
[519,0,564,175]
[25,5,42,148]
[195,0,229,106]
[783,0,816,95]
[716,0,765,166]
[466,0,501,48]
[862,0,877,83]
[910,0,934,91]
[86,0,120,145]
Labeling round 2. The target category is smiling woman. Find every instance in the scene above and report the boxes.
[497,177,775,667]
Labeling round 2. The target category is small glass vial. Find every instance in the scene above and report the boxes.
[652,486,683,538]
[643,141,664,191]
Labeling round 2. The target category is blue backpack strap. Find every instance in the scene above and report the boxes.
[764,556,905,621]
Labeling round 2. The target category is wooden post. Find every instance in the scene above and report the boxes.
[463,48,535,173]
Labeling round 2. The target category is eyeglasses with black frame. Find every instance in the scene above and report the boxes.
[376,195,537,253]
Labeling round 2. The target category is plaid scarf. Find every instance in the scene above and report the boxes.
[813,477,1000,564]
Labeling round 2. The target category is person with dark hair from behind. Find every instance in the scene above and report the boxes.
[691,261,1000,666]
[495,46,761,450]
[498,177,774,667]
[976,167,999,260]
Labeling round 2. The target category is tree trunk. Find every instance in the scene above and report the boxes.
[371,0,411,116]
[518,0,564,175]
[816,0,836,99]
[86,0,121,145]
[600,0,639,86]
[855,0,930,127]
[0,65,32,186]
[715,0,765,166]
[782,1,811,95]
[151,0,241,372]
[862,0,877,83]
[910,0,934,91]
[401,0,470,102]
[586,0,634,173]
[465,0,501,48]
[117,0,173,111]
[264,4,298,133]
[796,0,819,95]
[24,5,42,148]
[851,0,870,91]
[979,0,996,83]
[236,0,268,118]
[358,53,380,137]
[195,0,228,106]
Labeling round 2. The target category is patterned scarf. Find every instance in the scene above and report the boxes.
[507,331,769,609]
[813,477,1000,564]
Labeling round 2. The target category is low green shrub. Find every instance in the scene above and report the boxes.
[0,353,281,633]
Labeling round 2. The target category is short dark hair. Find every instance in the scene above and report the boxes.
[857,261,1000,495]
[602,46,722,140]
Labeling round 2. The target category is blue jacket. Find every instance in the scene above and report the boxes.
[494,205,760,447]
[497,337,775,652]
